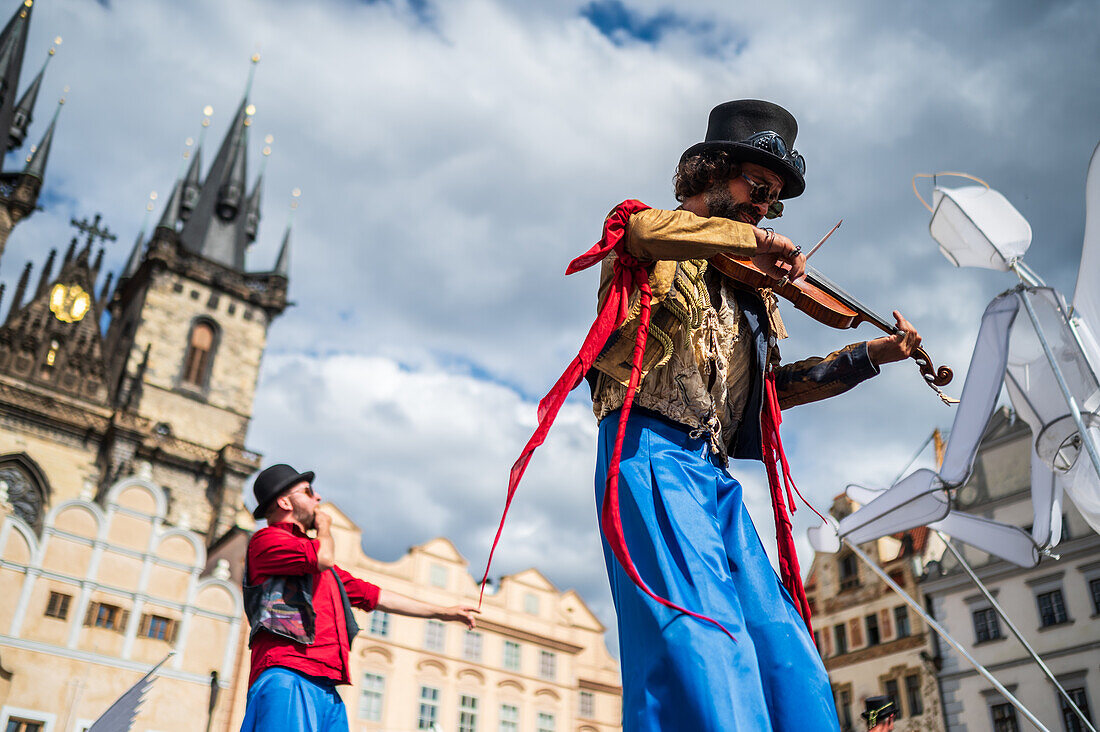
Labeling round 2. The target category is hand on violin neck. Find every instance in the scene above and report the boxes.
[867,310,922,366]
[751,226,806,283]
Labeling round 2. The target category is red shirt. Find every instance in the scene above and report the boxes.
[247,522,380,687]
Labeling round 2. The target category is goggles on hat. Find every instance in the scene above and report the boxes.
[745,130,806,175]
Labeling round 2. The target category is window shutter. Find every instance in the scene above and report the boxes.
[849,618,863,648]
[139,613,150,637]
[880,608,893,639]
[118,610,130,633]
[84,602,97,626]
[169,619,180,644]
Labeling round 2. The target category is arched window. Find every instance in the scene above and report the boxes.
[181,320,218,389]
[0,453,50,533]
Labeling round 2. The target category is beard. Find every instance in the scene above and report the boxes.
[703,183,760,224]
[293,503,316,530]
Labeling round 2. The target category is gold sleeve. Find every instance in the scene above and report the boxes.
[625,208,757,262]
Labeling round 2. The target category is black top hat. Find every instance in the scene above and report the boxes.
[680,99,806,199]
[861,696,898,726]
[252,463,315,519]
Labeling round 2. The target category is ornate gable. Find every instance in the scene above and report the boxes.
[0,246,110,405]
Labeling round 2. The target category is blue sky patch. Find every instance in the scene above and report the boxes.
[579,0,744,55]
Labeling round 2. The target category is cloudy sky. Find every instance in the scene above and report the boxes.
[3,0,1098,654]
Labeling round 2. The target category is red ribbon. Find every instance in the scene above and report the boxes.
[761,371,826,635]
[479,200,734,641]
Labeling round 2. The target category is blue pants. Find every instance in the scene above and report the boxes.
[241,667,349,732]
[596,410,839,732]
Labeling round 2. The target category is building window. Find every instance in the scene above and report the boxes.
[181,320,217,388]
[85,602,126,631]
[139,613,175,641]
[973,607,1002,642]
[834,687,853,732]
[369,610,390,637]
[1061,687,1093,732]
[45,591,71,619]
[905,673,923,716]
[462,630,483,662]
[833,623,848,655]
[358,672,385,721]
[424,619,445,652]
[539,650,557,680]
[536,712,555,732]
[838,553,859,590]
[458,694,478,732]
[579,690,594,718]
[4,719,44,732]
[991,701,1020,732]
[499,704,519,732]
[524,592,539,614]
[1089,578,1100,615]
[417,686,440,730]
[430,563,448,588]
[1037,589,1069,627]
[883,679,902,718]
[894,605,911,638]
[503,640,521,671]
[865,613,880,646]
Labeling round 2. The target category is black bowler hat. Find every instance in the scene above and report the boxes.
[252,463,315,519]
[680,99,806,199]
[861,696,898,726]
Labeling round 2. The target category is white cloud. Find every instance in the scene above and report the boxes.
[2,0,1097,656]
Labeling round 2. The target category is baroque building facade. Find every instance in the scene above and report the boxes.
[921,408,1100,732]
[806,496,947,732]
[0,1,291,724]
[214,506,624,732]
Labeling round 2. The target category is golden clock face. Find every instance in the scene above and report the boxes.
[49,283,91,323]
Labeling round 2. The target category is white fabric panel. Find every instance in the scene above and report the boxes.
[930,186,1032,270]
[1029,447,1060,548]
[939,293,1019,485]
[930,511,1040,567]
[838,469,949,543]
[1073,141,1100,332]
[808,515,840,554]
[845,484,884,505]
[1006,288,1100,535]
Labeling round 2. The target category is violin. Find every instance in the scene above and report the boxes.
[710,254,954,400]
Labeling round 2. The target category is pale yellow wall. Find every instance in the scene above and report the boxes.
[0,422,99,506]
[0,475,243,731]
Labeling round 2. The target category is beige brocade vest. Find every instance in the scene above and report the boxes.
[591,254,787,458]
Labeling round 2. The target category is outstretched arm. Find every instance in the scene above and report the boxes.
[376,589,479,629]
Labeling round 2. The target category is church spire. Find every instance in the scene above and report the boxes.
[180,144,202,221]
[5,260,30,323]
[178,56,259,271]
[273,223,290,277]
[0,0,33,160]
[22,97,61,180]
[8,43,52,150]
[156,177,184,233]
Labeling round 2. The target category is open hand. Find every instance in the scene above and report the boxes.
[867,311,921,365]
[439,606,480,629]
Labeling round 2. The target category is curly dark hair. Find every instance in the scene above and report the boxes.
[673,149,743,202]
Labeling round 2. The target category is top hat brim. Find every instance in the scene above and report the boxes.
[252,469,315,519]
[680,140,805,199]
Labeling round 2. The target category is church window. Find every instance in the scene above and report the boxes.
[45,592,71,619]
[206,293,220,309]
[190,289,200,300]
[182,320,218,389]
[172,282,184,293]
[227,303,237,316]
[243,308,254,321]
[0,455,49,533]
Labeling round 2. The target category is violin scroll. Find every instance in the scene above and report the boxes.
[913,346,953,387]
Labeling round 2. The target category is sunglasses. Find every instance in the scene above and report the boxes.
[740,175,785,219]
[285,483,315,499]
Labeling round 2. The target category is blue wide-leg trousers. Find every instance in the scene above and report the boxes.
[596,409,839,732]
[241,667,349,732]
